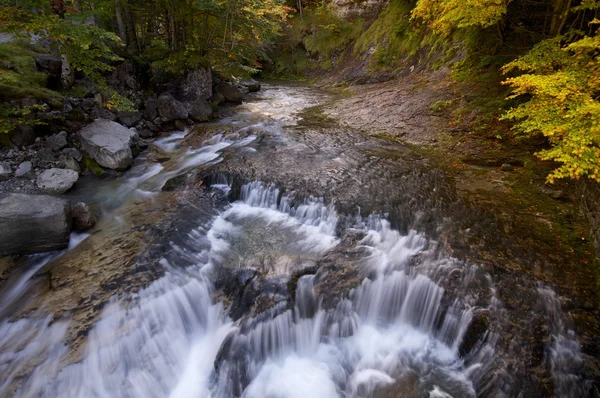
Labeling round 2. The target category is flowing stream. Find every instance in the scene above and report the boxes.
[0,83,594,397]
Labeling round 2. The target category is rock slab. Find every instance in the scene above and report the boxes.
[78,119,138,170]
[0,194,72,255]
[215,82,244,103]
[36,168,79,194]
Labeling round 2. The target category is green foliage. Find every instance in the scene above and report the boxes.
[0,4,123,88]
[151,49,211,76]
[354,0,421,69]
[502,34,600,183]
[0,41,59,101]
[411,0,507,35]
[301,6,364,60]
[431,99,452,112]
[0,103,47,134]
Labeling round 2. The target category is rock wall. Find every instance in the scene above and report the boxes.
[331,0,389,19]
[580,180,600,258]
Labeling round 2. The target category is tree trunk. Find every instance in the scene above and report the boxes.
[124,1,140,52]
[549,0,572,36]
[115,0,127,44]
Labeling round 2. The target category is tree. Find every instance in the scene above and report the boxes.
[411,0,508,36]
[501,33,600,183]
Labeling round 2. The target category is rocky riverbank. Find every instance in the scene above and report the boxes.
[0,54,262,256]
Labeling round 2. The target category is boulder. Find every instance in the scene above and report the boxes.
[143,97,158,121]
[0,193,72,255]
[60,155,81,173]
[215,82,244,103]
[78,119,139,170]
[15,161,34,179]
[182,68,212,100]
[36,168,79,194]
[186,99,212,122]
[117,112,142,127]
[72,202,97,231]
[91,106,117,122]
[62,147,82,161]
[9,125,36,147]
[157,94,188,122]
[0,163,11,180]
[117,111,143,128]
[240,80,261,93]
[210,93,225,105]
[175,120,186,131]
[35,55,62,74]
[45,131,68,151]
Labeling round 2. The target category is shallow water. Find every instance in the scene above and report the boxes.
[0,83,593,397]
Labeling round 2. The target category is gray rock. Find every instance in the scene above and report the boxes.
[117,111,143,128]
[60,155,81,173]
[0,163,11,180]
[37,148,57,163]
[237,85,250,95]
[22,97,38,108]
[60,54,74,90]
[80,98,96,111]
[36,168,78,194]
[78,119,139,170]
[72,202,97,231]
[144,98,158,121]
[146,121,160,133]
[157,94,188,122]
[501,163,514,172]
[45,131,68,151]
[91,106,118,122]
[35,55,61,74]
[62,147,82,161]
[210,93,225,105]
[186,99,212,122]
[15,161,34,179]
[9,125,36,147]
[0,194,72,255]
[182,68,212,100]
[240,79,261,93]
[215,82,244,103]
[175,120,186,131]
[0,33,13,44]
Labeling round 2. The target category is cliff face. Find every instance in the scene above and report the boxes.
[330,0,389,19]
[580,181,600,259]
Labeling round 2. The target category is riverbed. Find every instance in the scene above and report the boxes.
[0,82,598,397]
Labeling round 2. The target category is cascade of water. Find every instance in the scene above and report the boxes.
[1,180,585,398]
[537,285,589,397]
[0,232,89,317]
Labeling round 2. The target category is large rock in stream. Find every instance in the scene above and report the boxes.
[78,119,138,170]
[215,82,244,103]
[0,194,71,255]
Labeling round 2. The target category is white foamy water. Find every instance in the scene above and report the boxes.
[0,233,89,317]
[1,182,489,398]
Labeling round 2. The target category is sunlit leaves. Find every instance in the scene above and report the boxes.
[411,0,507,35]
[502,34,600,183]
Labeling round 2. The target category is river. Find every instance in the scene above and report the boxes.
[0,83,596,397]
